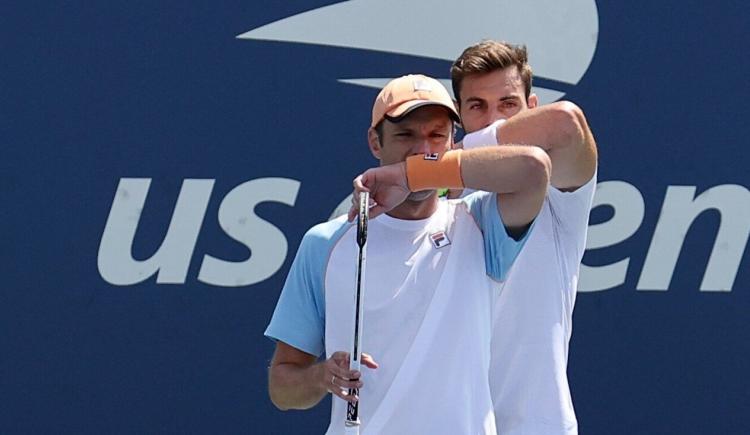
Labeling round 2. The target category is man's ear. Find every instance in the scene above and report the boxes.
[367,127,382,159]
[528,93,539,109]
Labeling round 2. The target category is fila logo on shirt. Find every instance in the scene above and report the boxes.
[430,231,451,249]
[424,153,439,161]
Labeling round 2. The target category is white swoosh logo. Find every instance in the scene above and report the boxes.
[237,0,599,103]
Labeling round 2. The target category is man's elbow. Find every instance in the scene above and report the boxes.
[551,101,587,145]
[268,371,318,411]
[268,368,299,411]
[269,386,313,411]
[268,377,289,411]
[522,147,552,192]
[269,388,290,411]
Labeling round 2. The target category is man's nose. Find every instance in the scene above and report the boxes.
[414,138,431,154]
[484,110,507,130]
[487,107,502,125]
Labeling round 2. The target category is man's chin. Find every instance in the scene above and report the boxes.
[407,190,436,202]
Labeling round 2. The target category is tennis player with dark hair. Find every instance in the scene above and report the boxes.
[451,40,598,435]
[265,74,552,434]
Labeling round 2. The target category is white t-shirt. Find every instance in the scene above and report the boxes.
[491,178,596,435]
[266,192,530,435]
[464,124,597,434]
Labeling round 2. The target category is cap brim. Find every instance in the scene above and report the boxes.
[385,100,460,124]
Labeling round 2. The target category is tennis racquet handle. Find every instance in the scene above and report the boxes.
[345,358,361,426]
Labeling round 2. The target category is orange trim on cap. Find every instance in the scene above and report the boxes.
[405,150,464,192]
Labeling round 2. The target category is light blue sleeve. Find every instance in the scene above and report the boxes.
[264,218,351,357]
[463,191,533,281]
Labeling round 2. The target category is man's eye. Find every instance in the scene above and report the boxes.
[469,104,481,110]
[395,132,411,137]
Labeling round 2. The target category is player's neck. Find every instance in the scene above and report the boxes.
[386,193,439,220]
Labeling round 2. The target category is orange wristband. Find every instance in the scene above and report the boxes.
[405,150,464,191]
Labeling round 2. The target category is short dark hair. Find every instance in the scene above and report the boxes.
[450,40,533,104]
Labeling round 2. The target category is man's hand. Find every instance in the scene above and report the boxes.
[269,343,379,410]
[347,162,410,221]
[321,351,379,403]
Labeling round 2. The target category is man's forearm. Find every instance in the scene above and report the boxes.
[353,144,550,223]
[461,145,550,229]
[461,145,551,195]
[269,361,326,410]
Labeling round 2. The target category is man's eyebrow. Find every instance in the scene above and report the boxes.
[393,125,414,132]
[464,96,486,104]
[429,123,451,131]
[499,95,522,102]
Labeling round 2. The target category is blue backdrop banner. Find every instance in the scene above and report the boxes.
[2,1,748,433]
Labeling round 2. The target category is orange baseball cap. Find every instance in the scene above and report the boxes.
[371,74,460,128]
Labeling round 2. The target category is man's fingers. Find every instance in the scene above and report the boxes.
[326,361,362,402]
[330,351,351,362]
[327,352,361,381]
[353,175,371,196]
[361,353,379,369]
[348,176,372,222]
[329,385,359,403]
[330,365,358,382]
[353,175,370,191]
[332,375,363,391]
[324,350,375,401]
[347,195,359,222]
